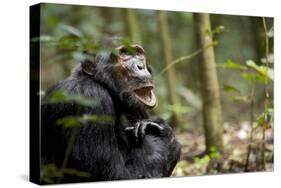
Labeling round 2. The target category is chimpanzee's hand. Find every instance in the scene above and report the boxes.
[124,120,165,142]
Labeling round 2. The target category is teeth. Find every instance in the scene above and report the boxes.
[133,85,156,108]
[135,88,151,102]
[146,91,151,101]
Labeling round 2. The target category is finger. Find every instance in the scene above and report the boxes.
[125,126,135,131]
[149,122,164,131]
[139,122,146,139]
[134,122,141,142]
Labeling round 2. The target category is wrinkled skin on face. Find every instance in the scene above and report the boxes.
[111,44,157,109]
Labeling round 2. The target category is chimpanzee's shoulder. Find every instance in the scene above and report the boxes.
[45,74,115,113]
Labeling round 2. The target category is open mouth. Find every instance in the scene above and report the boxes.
[134,85,157,108]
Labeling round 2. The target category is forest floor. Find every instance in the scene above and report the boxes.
[172,121,274,177]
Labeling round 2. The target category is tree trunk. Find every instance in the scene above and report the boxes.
[250,17,264,63]
[123,9,141,43]
[158,11,182,128]
[193,13,224,153]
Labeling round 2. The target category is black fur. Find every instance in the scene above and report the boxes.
[41,49,181,183]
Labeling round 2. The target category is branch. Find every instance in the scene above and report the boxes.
[156,41,217,78]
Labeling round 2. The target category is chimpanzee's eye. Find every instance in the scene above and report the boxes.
[118,48,131,60]
[134,46,145,60]
[136,52,144,60]
[119,48,127,54]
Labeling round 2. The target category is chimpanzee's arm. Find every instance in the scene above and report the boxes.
[124,117,181,177]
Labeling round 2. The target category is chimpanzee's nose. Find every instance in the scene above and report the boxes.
[137,64,144,71]
[135,63,150,75]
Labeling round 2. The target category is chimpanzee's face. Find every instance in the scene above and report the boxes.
[112,45,157,109]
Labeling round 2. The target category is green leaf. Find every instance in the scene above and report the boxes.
[42,164,58,175]
[43,91,96,107]
[41,163,91,183]
[175,160,189,168]
[256,108,273,128]
[72,52,96,62]
[167,104,190,114]
[120,37,131,46]
[255,73,267,84]
[56,35,82,50]
[241,72,272,85]
[207,40,218,48]
[205,29,212,37]
[63,168,91,178]
[222,84,240,93]
[56,115,113,128]
[241,73,257,84]
[41,164,60,183]
[81,114,113,125]
[210,146,217,153]
[56,117,80,128]
[246,60,273,81]
[245,59,257,68]
[218,59,247,71]
[82,41,101,51]
[212,25,225,35]
[60,24,83,37]
[228,95,251,102]
[209,146,222,159]
[205,25,224,37]
[120,38,138,55]
[31,35,54,43]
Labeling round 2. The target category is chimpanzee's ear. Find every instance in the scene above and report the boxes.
[81,60,96,76]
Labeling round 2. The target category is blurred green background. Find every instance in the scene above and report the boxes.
[39,3,274,176]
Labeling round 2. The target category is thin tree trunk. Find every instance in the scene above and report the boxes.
[244,87,255,171]
[193,13,224,153]
[158,10,182,128]
[123,9,141,43]
[250,17,263,63]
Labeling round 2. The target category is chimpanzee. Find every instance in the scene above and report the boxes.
[41,39,181,184]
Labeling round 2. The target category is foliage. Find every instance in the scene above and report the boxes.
[205,25,225,38]
[41,164,91,183]
[156,41,218,77]
[219,58,273,103]
[167,104,190,115]
[33,26,137,65]
[42,91,113,128]
[173,146,222,176]
[246,60,273,81]
[218,59,273,85]
[39,4,274,180]
[56,115,113,128]
[222,84,241,93]
[256,108,273,129]
[43,90,96,107]
[218,59,247,71]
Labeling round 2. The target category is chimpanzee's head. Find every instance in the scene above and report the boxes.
[81,42,157,109]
